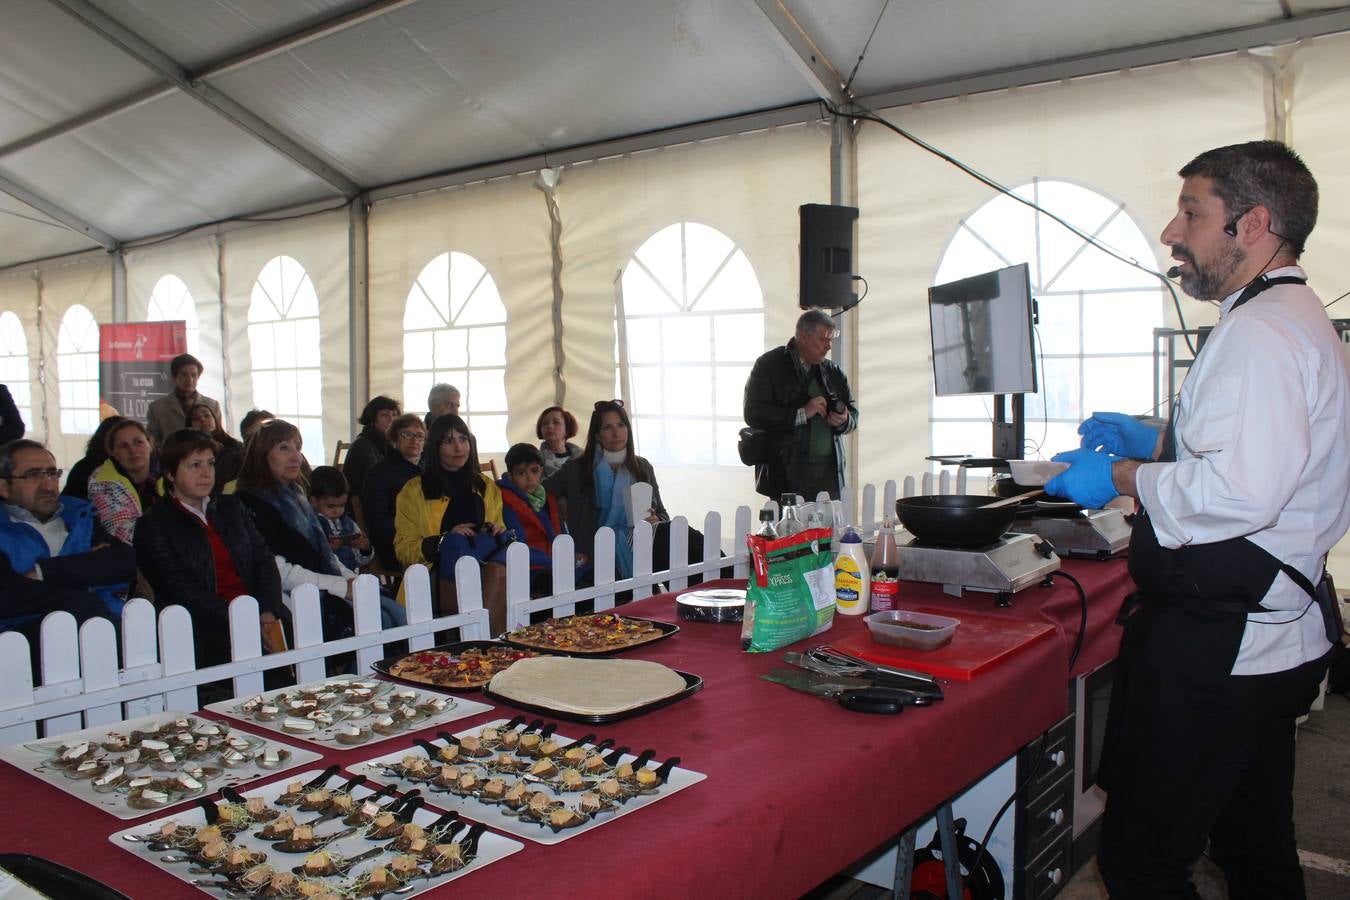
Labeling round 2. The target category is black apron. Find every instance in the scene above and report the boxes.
[1099,273,1330,792]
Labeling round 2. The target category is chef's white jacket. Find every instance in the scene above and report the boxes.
[1136,266,1350,675]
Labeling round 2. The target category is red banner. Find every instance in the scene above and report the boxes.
[99,322,187,422]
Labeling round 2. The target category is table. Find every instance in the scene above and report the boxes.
[0,558,1133,899]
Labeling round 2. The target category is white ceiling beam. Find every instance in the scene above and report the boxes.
[2,0,421,161]
[0,172,118,249]
[742,0,847,106]
[859,7,1350,111]
[44,0,362,197]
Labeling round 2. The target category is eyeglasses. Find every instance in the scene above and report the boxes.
[398,431,427,442]
[594,399,625,410]
[4,468,64,482]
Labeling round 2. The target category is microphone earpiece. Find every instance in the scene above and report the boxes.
[1223,219,1239,237]
[1166,266,1182,279]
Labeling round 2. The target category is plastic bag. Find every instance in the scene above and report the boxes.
[741,525,835,652]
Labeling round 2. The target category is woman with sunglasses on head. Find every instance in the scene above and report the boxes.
[544,399,705,581]
[362,413,426,571]
[134,429,287,672]
[87,418,163,544]
[234,419,355,645]
[393,413,508,632]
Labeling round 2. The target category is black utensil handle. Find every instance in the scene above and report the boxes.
[436,731,461,747]
[591,737,615,753]
[395,795,426,821]
[838,688,908,715]
[601,745,630,766]
[459,821,488,857]
[428,809,458,831]
[503,715,527,731]
[538,722,557,740]
[338,773,367,793]
[219,786,246,805]
[197,798,219,823]
[412,738,441,758]
[304,764,340,789]
[560,732,595,751]
[523,718,544,734]
[653,756,680,782]
[368,783,398,803]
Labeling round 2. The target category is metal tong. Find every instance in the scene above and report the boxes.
[786,647,944,701]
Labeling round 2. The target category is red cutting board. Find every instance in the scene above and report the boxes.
[829,608,1057,681]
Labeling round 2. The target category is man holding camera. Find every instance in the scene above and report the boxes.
[743,309,858,500]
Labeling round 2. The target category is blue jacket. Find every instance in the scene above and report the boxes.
[0,498,132,625]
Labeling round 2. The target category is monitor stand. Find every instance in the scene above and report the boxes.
[993,393,1025,461]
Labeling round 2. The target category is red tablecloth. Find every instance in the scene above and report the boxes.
[0,558,1132,899]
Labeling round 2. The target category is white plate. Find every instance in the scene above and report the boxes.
[205,674,493,750]
[0,712,322,820]
[110,767,523,898]
[353,718,706,845]
[1008,459,1069,486]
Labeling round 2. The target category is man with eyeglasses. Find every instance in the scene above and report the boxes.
[0,439,133,661]
[743,308,858,500]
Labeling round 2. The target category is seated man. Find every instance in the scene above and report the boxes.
[0,439,133,664]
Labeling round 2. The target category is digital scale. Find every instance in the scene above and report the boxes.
[1009,507,1131,558]
[872,531,1062,606]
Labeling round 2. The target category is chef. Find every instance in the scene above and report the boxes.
[1045,140,1349,898]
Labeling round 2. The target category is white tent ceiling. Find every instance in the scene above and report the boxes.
[3,0,1350,270]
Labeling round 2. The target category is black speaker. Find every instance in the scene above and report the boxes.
[799,203,859,310]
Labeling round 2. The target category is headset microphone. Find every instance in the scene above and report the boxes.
[1166,265,1182,279]
[1223,219,1240,237]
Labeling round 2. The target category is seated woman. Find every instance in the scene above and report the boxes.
[88,418,162,544]
[190,402,243,495]
[498,443,588,595]
[362,413,425,570]
[134,429,286,670]
[544,400,705,582]
[393,414,508,633]
[234,419,355,644]
[343,395,399,499]
[537,405,583,478]
[62,415,126,501]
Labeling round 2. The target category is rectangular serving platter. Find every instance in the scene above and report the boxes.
[110,768,524,898]
[353,718,706,845]
[0,712,322,820]
[371,641,553,693]
[500,614,680,656]
[204,674,493,749]
[481,669,702,724]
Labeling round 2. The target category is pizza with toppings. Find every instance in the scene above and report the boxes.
[503,613,670,653]
[384,644,539,689]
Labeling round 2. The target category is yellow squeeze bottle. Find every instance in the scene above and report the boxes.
[834,527,870,615]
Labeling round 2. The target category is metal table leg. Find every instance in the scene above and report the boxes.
[891,802,962,899]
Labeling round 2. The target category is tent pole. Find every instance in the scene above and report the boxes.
[348,197,371,425]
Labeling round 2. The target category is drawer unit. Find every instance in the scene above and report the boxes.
[1020,830,1074,900]
[1020,774,1074,864]
[1017,713,1074,802]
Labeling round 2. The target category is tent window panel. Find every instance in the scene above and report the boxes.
[146,274,199,352]
[467,414,507,454]
[466,369,506,412]
[248,255,324,455]
[618,222,765,468]
[56,304,100,435]
[0,312,31,426]
[404,330,433,363]
[433,328,468,369]
[472,325,507,368]
[932,180,1163,459]
[403,371,433,413]
[715,420,743,467]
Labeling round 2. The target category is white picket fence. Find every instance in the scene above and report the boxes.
[0,475,973,744]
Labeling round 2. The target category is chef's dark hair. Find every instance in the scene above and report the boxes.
[1180,140,1317,257]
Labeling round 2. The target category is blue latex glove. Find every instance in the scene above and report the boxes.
[1046,448,1120,509]
[1078,411,1159,460]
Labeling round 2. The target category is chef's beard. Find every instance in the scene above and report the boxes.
[1175,241,1246,302]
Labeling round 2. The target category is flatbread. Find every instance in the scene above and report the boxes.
[487,656,687,716]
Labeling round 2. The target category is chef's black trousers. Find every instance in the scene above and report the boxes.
[1096,601,1329,899]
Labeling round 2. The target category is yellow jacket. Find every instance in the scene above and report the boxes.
[393,472,504,568]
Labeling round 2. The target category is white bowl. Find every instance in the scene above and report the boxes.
[1008,459,1070,486]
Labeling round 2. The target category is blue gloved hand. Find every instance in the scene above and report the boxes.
[1078,411,1159,460]
[1046,448,1120,509]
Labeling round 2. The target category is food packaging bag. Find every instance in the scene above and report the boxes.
[741,525,835,652]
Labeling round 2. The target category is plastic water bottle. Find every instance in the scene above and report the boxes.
[778,494,804,537]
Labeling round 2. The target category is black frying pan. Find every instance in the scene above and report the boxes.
[895,495,1018,548]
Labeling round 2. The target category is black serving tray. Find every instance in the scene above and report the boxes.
[371,640,559,692]
[500,614,680,656]
[481,670,703,724]
[0,854,131,900]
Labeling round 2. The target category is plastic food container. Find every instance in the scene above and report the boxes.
[865,610,959,650]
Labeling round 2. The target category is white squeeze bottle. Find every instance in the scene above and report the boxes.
[834,526,870,615]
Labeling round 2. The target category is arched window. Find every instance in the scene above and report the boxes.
[618,222,764,466]
[0,312,33,431]
[931,180,1164,458]
[146,273,222,408]
[248,255,324,461]
[402,251,508,451]
[57,304,100,435]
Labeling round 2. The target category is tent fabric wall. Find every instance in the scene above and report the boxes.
[367,173,555,460]
[220,210,349,465]
[555,122,832,533]
[854,53,1270,496]
[0,271,40,440]
[38,257,113,467]
[124,235,227,426]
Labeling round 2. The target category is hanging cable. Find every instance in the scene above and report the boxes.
[841,0,893,96]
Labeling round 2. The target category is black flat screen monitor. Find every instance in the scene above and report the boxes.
[928,262,1037,396]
